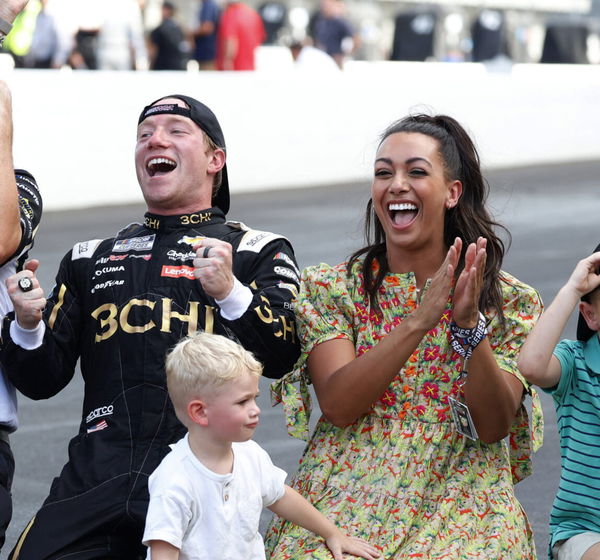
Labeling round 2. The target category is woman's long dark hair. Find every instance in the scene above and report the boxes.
[348,114,510,324]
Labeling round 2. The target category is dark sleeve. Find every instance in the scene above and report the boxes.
[308,11,319,39]
[0,248,84,399]
[342,18,354,37]
[149,27,159,45]
[225,237,300,379]
[4,169,43,268]
[201,1,219,24]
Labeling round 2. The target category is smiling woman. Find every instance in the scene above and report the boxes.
[357,115,509,323]
[371,131,461,272]
[265,114,544,559]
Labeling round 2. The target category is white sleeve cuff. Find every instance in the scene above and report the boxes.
[10,320,45,350]
[216,277,253,320]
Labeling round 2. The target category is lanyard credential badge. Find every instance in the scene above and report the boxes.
[448,312,488,441]
[448,396,478,441]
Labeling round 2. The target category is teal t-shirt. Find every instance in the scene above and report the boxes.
[545,335,600,555]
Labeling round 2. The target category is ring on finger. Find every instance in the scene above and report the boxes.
[202,247,211,259]
[18,277,33,292]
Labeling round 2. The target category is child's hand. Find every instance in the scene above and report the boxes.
[566,251,600,297]
[324,531,380,560]
[269,486,380,559]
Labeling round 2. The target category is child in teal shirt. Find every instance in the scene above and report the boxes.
[519,242,600,560]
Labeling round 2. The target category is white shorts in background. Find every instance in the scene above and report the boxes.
[552,532,600,560]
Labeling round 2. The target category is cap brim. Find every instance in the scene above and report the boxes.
[212,164,230,214]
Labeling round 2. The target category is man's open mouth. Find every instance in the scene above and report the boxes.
[147,157,177,177]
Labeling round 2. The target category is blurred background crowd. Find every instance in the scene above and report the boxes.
[1,0,598,72]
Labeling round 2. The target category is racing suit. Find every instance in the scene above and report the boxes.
[1,207,300,559]
[0,170,42,551]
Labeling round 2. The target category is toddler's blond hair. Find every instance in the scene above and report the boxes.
[166,332,262,412]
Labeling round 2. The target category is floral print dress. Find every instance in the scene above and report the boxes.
[265,260,543,560]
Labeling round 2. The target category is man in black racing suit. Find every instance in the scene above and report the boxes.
[1,95,300,559]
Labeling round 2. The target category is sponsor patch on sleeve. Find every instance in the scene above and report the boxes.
[273,252,300,275]
[277,281,299,298]
[237,230,285,254]
[72,239,104,260]
[274,266,300,283]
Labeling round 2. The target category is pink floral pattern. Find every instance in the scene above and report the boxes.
[267,260,543,559]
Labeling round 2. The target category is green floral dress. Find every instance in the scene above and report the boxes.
[265,260,544,560]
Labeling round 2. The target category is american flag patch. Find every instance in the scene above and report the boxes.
[87,420,108,434]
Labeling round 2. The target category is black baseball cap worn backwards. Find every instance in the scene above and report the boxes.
[576,241,600,342]
[138,94,230,214]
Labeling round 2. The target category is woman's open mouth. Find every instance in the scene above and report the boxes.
[388,202,418,227]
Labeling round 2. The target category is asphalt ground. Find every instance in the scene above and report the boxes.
[4,159,600,559]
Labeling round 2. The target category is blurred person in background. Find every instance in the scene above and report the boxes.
[258,0,287,45]
[308,0,358,69]
[191,0,220,70]
[28,0,147,71]
[68,0,103,69]
[26,0,59,68]
[95,0,148,70]
[149,1,188,70]
[1,0,39,67]
[216,0,265,71]
[289,38,339,71]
